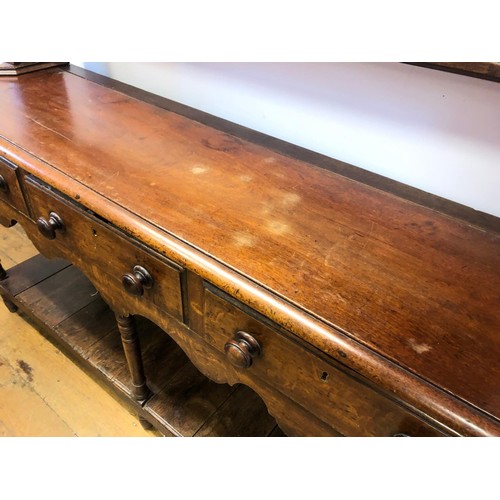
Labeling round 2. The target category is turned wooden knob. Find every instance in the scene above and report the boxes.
[121,265,154,296]
[224,331,261,369]
[37,211,65,240]
[0,174,8,193]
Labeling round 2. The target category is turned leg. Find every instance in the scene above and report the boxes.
[116,314,152,405]
[2,295,18,313]
[0,259,7,280]
[138,415,154,430]
[0,260,18,312]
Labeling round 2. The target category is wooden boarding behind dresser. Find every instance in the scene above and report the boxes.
[0,66,498,436]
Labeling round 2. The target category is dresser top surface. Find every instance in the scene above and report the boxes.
[0,69,499,420]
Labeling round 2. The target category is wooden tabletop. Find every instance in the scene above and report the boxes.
[0,69,499,424]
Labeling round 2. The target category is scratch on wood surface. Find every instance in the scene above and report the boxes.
[324,247,336,268]
[366,221,375,238]
[358,221,375,251]
[25,115,74,143]
[98,170,120,188]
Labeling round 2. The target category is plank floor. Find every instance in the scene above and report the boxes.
[0,223,283,437]
[0,224,160,436]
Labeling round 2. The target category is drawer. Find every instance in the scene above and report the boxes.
[0,157,29,215]
[203,286,444,436]
[24,177,184,321]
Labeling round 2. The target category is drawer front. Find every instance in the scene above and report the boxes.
[25,178,184,321]
[0,157,28,215]
[203,287,444,437]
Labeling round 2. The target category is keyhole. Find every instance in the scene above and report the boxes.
[92,228,97,237]
[321,371,329,382]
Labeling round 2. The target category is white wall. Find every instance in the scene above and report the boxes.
[72,62,500,217]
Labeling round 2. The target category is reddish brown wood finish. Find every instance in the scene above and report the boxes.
[203,287,444,437]
[0,68,499,436]
[0,157,28,215]
[0,198,19,228]
[24,177,185,322]
[0,256,280,436]
[115,314,151,404]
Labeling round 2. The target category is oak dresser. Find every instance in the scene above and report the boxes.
[0,65,499,436]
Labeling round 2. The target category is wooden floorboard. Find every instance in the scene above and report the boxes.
[0,355,75,437]
[0,224,159,437]
[0,223,284,437]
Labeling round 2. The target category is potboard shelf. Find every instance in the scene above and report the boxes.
[0,253,283,437]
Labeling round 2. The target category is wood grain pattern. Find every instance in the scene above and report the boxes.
[0,357,75,437]
[0,245,282,436]
[0,313,159,437]
[146,362,236,436]
[0,158,29,215]
[0,68,498,436]
[0,252,159,435]
[17,265,100,328]
[0,253,69,296]
[66,64,500,234]
[2,151,496,436]
[24,177,185,321]
[194,384,277,437]
[115,314,151,403]
[203,287,444,437]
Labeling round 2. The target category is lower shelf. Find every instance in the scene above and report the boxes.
[0,254,284,437]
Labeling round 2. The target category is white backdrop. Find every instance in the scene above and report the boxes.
[72,62,500,217]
